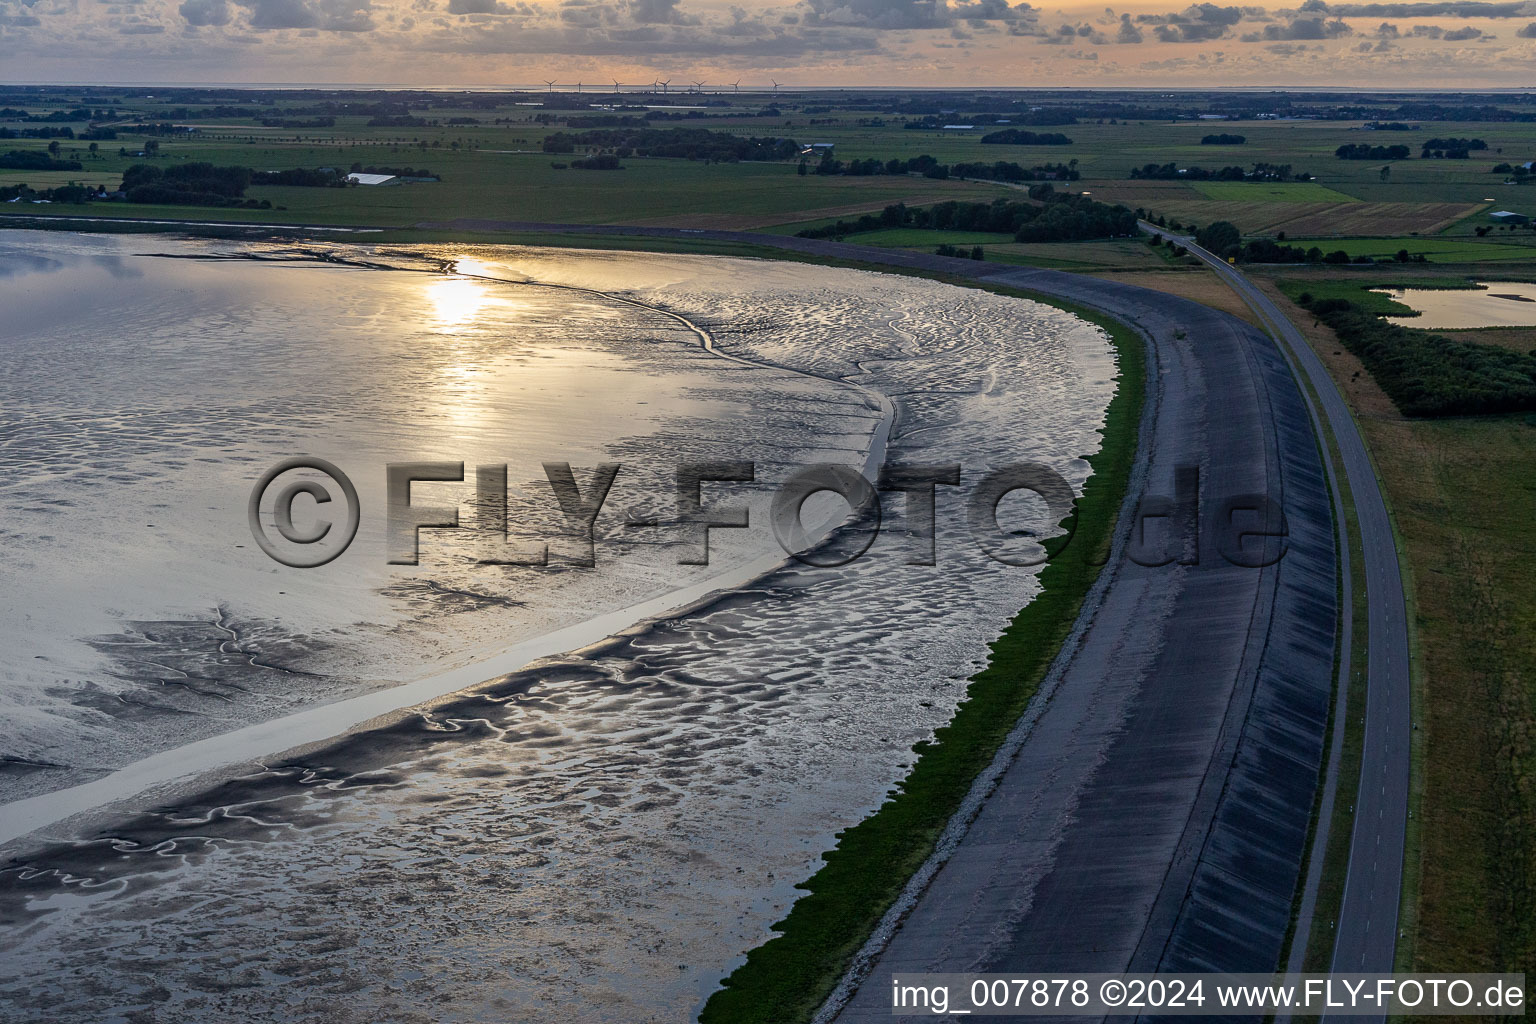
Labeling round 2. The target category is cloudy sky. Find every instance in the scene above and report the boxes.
[3,0,1536,87]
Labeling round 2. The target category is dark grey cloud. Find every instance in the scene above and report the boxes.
[1375,19,1398,32]
[446,0,511,13]
[1302,1,1534,15]
[799,0,1033,29]
[1116,10,1142,37]
[1241,13,1351,36]
[1441,22,1490,34]
[1519,19,1536,31]
[629,0,688,24]
[1042,19,1106,40]
[420,2,894,56]
[215,0,374,29]
[179,0,230,24]
[1133,3,1254,40]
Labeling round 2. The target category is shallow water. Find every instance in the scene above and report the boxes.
[1375,281,1536,328]
[0,231,1115,1022]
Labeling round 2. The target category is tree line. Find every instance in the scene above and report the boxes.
[1421,137,1488,158]
[542,127,798,162]
[979,129,1074,146]
[1298,294,1536,416]
[1336,143,1411,160]
[0,150,81,171]
[1130,162,1310,181]
[803,152,1078,182]
[796,187,1137,243]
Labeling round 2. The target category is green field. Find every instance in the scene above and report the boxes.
[6,91,1536,248]
[1284,235,1536,262]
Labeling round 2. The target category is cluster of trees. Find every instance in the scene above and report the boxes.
[0,181,103,204]
[1242,238,1362,263]
[1335,143,1411,160]
[1167,220,1430,265]
[116,123,192,137]
[952,159,1078,182]
[1297,295,1536,416]
[6,107,95,122]
[542,127,797,162]
[0,150,81,171]
[1421,137,1487,158]
[797,187,1136,243]
[549,109,781,130]
[1385,101,1536,122]
[807,152,942,177]
[802,152,1078,182]
[119,162,268,207]
[903,110,1077,128]
[0,126,77,139]
[1208,235,1427,265]
[144,105,258,120]
[1130,162,1309,181]
[1491,163,1532,180]
[1200,133,1246,145]
[979,129,1073,146]
[249,167,350,187]
[934,244,986,260]
[570,153,623,170]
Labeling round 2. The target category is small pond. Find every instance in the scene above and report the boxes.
[1373,281,1536,329]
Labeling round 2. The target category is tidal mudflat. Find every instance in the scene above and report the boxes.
[0,230,1115,1022]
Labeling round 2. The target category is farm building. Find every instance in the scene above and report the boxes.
[1489,210,1529,224]
[346,172,397,186]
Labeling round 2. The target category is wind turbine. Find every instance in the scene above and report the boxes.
[731,78,741,94]
[771,79,780,97]
[544,79,556,93]
[658,79,670,95]
[693,81,705,94]
[576,81,583,93]
[613,79,622,94]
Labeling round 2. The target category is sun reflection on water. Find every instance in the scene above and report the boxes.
[428,275,489,328]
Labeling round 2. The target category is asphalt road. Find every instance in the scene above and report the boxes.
[1144,226,1412,992]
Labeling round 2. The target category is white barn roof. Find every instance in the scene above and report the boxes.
[347,172,396,186]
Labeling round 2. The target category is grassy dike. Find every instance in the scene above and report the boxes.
[699,295,1146,1024]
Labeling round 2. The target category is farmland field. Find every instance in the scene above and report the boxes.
[1192,181,1359,203]
[4,88,1536,251]
[1283,235,1536,262]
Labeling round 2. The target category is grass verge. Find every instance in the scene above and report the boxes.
[698,296,1145,1024]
